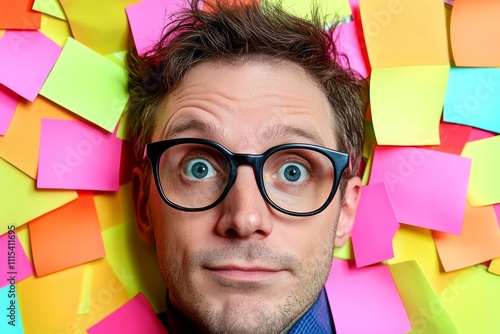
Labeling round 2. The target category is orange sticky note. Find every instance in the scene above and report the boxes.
[433,203,500,272]
[451,0,500,66]
[0,0,41,29]
[29,193,106,276]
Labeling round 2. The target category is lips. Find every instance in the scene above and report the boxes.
[204,265,284,282]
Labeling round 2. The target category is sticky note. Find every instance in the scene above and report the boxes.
[87,293,167,334]
[29,193,106,276]
[0,285,24,334]
[450,0,500,66]
[325,259,411,334]
[0,85,19,136]
[32,0,66,20]
[359,0,449,67]
[489,258,500,276]
[0,96,77,179]
[422,122,472,156]
[333,20,371,78]
[0,0,41,29]
[0,30,62,101]
[370,65,449,145]
[40,37,129,132]
[439,265,500,333]
[467,127,495,142]
[443,67,500,133]
[0,157,77,233]
[433,204,500,272]
[351,182,399,267]
[274,0,351,21]
[389,260,458,334]
[39,10,71,47]
[59,0,137,55]
[94,183,135,231]
[0,230,34,288]
[461,135,500,206]
[37,119,123,191]
[370,146,471,234]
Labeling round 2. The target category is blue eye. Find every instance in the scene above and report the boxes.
[184,159,216,180]
[277,163,308,182]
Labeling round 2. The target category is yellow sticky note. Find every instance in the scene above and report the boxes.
[40,37,129,132]
[102,221,166,313]
[489,257,500,276]
[272,0,351,21]
[334,237,353,260]
[94,183,135,231]
[439,265,500,333]
[60,0,138,55]
[39,11,71,47]
[370,65,449,145]
[360,0,449,67]
[389,260,457,334]
[0,158,77,233]
[461,135,500,206]
[33,0,66,20]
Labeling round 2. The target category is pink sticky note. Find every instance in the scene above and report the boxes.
[333,21,371,78]
[0,85,19,136]
[0,230,35,288]
[494,204,500,229]
[37,119,123,191]
[467,127,495,142]
[369,146,470,234]
[0,30,62,102]
[126,0,188,56]
[351,183,399,267]
[326,259,411,334]
[87,293,168,334]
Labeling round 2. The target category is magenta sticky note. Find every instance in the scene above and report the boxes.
[369,146,470,234]
[325,259,411,334]
[0,230,35,289]
[351,183,399,267]
[0,85,19,136]
[37,119,122,191]
[467,127,495,142]
[126,0,188,56]
[87,293,167,334]
[0,30,62,102]
[494,204,500,229]
[333,20,371,78]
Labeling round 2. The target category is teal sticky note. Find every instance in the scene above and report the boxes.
[0,285,24,334]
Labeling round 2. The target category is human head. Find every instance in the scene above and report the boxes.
[127,0,364,332]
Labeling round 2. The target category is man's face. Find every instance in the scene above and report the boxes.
[135,59,360,333]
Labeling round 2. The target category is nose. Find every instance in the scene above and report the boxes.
[215,166,273,239]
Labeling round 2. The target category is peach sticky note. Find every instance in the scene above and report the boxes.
[37,119,123,191]
[0,30,62,101]
[29,193,105,276]
[0,230,34,288]
[461,135,500,206]
[87,293,167,334]
[0,85,19,136]
[450,0,500,66]
[325,259,411,334]
[0,0,41,29]
[369,146,471,234]
[433,204,500,272]
[333,20,371,78]
[351,182,399,267]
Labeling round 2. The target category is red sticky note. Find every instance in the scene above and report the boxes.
[423,122,472,155]
[0,85,19,136]
[0,0,41,29]
[0,230,34,288]
[87,293,168,334]
[326,259,411,334]
[0,30,62,101]
[29,193,106,276]
[351,183,399,267]
[369,146,471,234]
[37,119,123,191]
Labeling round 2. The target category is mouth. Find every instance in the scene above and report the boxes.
[204,265,285,284]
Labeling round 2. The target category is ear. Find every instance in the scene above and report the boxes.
[335,176,362,248]
[132,166,155,244]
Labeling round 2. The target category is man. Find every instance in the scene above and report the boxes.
[127,0,364,332]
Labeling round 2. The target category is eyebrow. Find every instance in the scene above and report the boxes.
[260,123,327,147]
[164,119,225,139]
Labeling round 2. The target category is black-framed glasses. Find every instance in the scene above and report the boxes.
[145,138,348,216]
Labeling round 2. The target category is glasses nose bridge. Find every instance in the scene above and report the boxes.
[230,153,264,176]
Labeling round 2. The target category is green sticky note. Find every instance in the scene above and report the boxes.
[461,135,500,206]
[334,237,353,260]
[0,158,77,233]
[389,260,458,334]
[370,65,449,145]
[40,37,129,132]
[33,0,66,20]
[269,0,351,21]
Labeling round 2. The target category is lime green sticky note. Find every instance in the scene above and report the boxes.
[40,37,129,132]
[389,260,457,334]
[269,0,351,21]
[33,0,66,20]
[78,264,93,315]
[370,65,449,145]
[334,237,353,260]
[440,265,500,333]
[461,135,500,206]
[0,158,77,233]
[102,221,166,313]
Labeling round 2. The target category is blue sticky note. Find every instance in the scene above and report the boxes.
[444,67,500,133]
[0,285,24,334]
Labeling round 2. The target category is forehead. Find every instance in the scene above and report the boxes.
[152,58,337,150]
